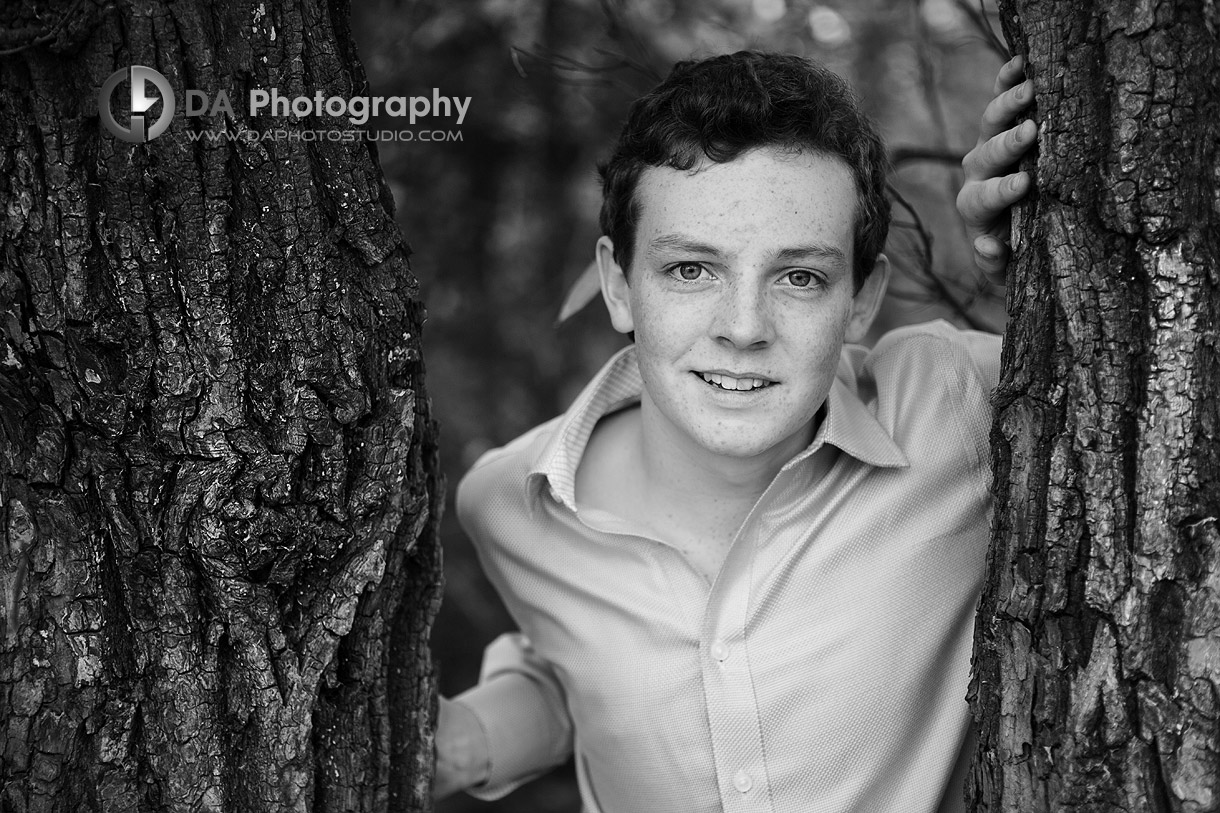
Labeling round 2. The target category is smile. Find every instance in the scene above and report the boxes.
[696,371,775,391]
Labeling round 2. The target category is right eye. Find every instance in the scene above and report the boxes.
[669,262,710,281]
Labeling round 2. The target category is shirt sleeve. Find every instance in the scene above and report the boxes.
[453,632,574,800]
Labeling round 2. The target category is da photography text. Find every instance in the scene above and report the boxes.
[206,87,471,127]
[100,65,470,143]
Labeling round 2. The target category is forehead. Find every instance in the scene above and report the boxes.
[632,147,858,259]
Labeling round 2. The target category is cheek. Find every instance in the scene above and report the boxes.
[785,297,854,350]
[779,313,852,391]
[634,295,705,351]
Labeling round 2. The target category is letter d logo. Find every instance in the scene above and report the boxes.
[100,66,176,143]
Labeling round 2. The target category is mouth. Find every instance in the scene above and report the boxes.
[695,371,776,392]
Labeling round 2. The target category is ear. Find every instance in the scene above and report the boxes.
[845,253,890,344]
[596,236,635,335]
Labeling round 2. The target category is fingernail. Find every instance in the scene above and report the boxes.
[1017,80,1032,101]
[975,237,999,259]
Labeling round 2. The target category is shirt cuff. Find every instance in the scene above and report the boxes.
[454,672,572,800]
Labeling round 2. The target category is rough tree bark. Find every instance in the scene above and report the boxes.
[0,1,441,812]
[971,2,1220,811]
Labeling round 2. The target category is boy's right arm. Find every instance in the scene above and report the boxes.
[436,449,578,801]
[434,695,491,798]
[434,633,575,801]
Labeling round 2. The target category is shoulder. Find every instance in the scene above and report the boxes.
[866,319,1001,394]
[455,416,563,536]
[856,320,1002,470]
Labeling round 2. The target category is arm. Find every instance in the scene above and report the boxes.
[434,633,575,801]
[956,55,1038,276]
[434,696,491,799]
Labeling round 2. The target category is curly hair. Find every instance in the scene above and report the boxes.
[598,51,890,289]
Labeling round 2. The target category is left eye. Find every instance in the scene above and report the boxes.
[785,270,815,287]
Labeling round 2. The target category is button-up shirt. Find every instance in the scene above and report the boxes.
[454,320,1002,813]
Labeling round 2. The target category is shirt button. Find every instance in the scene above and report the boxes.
[710,641,729,661]
[733,770,752,793]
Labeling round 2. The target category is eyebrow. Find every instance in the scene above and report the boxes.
[774,244,848,269]
[646,234,721,256]
[647,233,849,269]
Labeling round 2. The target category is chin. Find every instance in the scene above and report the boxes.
[695,430,798,460]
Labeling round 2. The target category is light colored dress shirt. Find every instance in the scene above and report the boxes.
[454,320,1002,813]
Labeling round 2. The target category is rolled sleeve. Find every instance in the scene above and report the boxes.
[454,633,574,800]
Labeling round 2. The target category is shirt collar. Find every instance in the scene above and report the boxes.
[528,344,908,512]
[800,350,910,470]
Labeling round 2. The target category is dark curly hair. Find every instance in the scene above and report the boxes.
[598,51,890,289]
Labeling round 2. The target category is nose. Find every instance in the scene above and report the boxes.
[713,279,774,349]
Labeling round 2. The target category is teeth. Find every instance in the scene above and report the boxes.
[699,373,770,391]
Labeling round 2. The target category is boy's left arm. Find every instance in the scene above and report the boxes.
[957,55,1038,276]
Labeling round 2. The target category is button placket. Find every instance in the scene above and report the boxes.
[700,495,777,812]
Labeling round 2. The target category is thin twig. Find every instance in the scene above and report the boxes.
[890,146,966,168]
[888,183,989,330]
[509,45,657,94]
[0,32,55,56]
[954,0,1009,59]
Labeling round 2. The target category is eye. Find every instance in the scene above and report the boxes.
[668,262,711,282]
[784,269,818,288]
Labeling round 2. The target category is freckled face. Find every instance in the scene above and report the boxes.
[599,147,884,466]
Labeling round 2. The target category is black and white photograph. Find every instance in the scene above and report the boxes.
[1,0,1217,811]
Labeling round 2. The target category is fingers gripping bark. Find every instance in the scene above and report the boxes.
[957,55,1039,276]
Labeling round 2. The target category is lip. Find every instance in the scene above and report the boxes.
[695,369,777,383]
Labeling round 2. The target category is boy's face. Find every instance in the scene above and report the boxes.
[598,146,888,465]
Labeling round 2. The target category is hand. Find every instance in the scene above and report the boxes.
[433,696,491,800]
[956,55,1038,276]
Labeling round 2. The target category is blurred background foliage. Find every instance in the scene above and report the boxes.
[350,1,1008,808]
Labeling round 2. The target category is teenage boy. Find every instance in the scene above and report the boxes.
[437,50,1035,813]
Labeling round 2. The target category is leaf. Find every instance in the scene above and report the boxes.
[555,260,602,325]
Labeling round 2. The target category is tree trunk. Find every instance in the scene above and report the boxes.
[0,2,441,812]
[971,2,1220,811]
